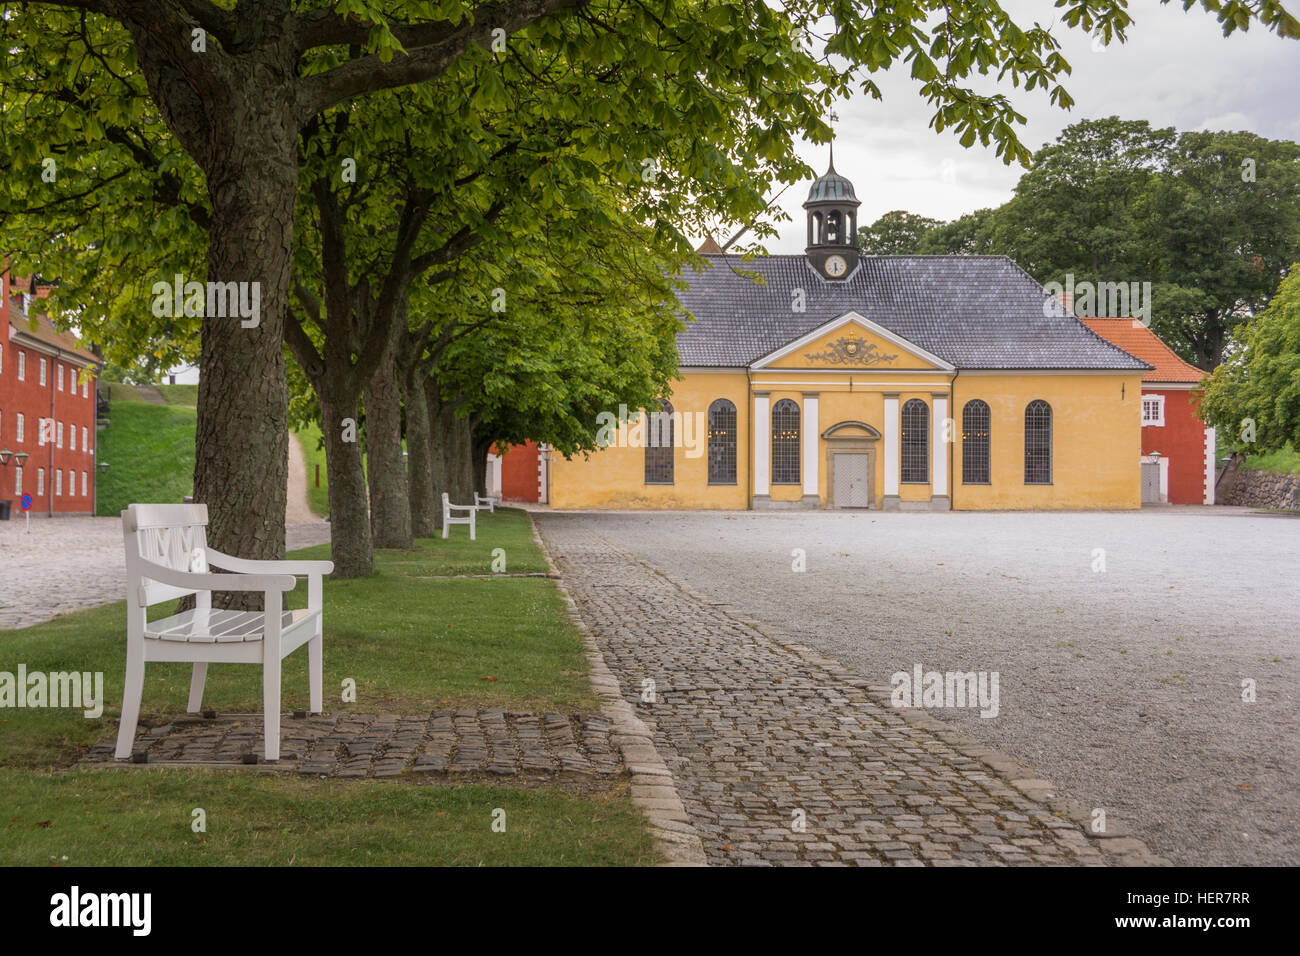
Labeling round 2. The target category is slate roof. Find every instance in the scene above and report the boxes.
[672,254,1153,371]
[1080,318,1204,384]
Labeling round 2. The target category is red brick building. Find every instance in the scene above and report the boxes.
[0,271,103,517]
[1082,319,1215,505]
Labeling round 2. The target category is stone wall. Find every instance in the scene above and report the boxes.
[1217,455,1300,509]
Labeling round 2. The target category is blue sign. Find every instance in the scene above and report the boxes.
[20,494,32,511]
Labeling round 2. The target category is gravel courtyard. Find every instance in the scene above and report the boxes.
[542,507,1298,866]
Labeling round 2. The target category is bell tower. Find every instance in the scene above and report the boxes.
[804,151,861,280]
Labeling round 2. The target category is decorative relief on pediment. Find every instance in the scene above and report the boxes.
[804,336,899,367]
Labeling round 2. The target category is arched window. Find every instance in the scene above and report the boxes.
[644,401,674,484]
[707,399,737,484]
[1024,400,1052,484]
[771,399,800,484]
[826,210,841,243]
[900,399,929,483]
[962,400,991,484]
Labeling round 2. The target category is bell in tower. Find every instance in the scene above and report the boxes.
[804,153,861,281]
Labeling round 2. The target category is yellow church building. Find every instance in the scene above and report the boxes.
[549,164,1151,511]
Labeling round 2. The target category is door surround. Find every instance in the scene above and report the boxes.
[823,421,882,510]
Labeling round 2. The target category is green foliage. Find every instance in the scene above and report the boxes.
[95,403,195,514]
[877,117,1300,370]
[1243,441,1300,474]
[1201,266,1300,453]
[858,210,943,255]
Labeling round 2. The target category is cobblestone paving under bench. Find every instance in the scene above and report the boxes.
[537,515,1164,867]
[84,709,623,781]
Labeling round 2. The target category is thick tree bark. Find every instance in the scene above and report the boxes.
[472,432,493,498]
[402,361,439,537]
[364,335,412,549]
[193,123,297,607]
[319,390,374,578]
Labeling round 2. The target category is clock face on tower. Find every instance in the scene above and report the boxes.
[824,254,848,278]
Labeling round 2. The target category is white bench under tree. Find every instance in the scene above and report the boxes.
[441,491,476,540]
[116,503,334,762]
[474,492,495,513]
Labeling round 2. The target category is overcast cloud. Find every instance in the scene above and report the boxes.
[713,0,1300,254]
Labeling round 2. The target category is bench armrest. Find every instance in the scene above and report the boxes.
[204,548,334,577]
[136,556,296,593]
[446,503,475,514]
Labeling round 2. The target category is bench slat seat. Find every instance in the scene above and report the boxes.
[146,608,319,643]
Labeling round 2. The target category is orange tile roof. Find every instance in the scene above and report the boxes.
[1080,318,1205,384]
[8,297,102,366]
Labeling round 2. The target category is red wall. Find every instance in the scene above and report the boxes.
[1142,388,1207,505]
[494,441,540,502]
[0,279,99,516]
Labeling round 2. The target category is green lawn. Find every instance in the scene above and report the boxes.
[96,403,196,515]
[293,422,329,517]
[1244,441,1300,476]
[0,509,654,866]
[156,383,199,406]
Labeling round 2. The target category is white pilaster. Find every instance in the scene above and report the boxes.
[883,394,899,497]
[754,393,771,497]
[931,394,949,498]
[802,393,819,498]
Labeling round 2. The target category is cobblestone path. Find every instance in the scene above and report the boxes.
[538,515,1163,867]
[84,709,622,781]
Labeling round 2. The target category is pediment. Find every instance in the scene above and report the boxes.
[753,311,953,371]
[822,421,882,441]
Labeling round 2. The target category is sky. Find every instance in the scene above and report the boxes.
[725,0,1300,254]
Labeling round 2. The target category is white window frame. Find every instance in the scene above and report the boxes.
[82,378,89,399]
[82,470,88,496]
[57,421,64,448]
[82,426,88,453]
[14,465,22,496]
[69,425,75,451]
[39,357,47,386]
[1142,394,1166,427]
[0,342,4,374]
[37,468,45,496]
[57,362,64,391]
[55,468,62,497]
[16,412,24,443]
[17,351,25,382]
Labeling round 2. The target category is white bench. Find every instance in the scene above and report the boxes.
[441,492,476,539]
[474,493,496,513]
[116,503,333,762]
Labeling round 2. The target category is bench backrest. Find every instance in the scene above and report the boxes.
[122,503,210,607]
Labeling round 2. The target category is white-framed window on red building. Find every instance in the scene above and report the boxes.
[16,413,24,443]
[82,426,88,452]
[57,362,64,391]
[1142,395,1165,427]
[69,425,75,451]
[82,378,89,399]
[81,470,87,497]
[0,342,4,373]
[39,357,47,386]
[57,421,64,448]
[37,468,45,496]
[14,466,22,496]
[17,351,25,381]
[55,469,62,497]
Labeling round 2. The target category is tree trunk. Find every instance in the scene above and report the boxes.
[364,338,412,549]
[192,121,298,607]
[320,391,374,578]
[472,433,493,498]
[402,363,438,538]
